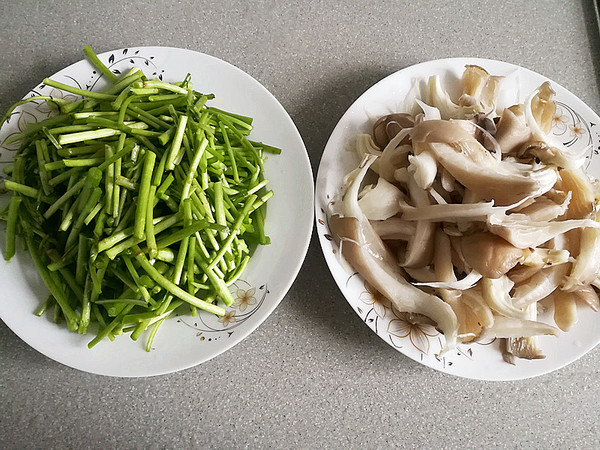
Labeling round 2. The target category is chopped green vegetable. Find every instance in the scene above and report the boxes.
[0,45,279,351]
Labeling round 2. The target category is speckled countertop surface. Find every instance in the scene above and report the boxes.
[1,0,600,448]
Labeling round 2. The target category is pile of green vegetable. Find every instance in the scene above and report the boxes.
[0,46,278,350]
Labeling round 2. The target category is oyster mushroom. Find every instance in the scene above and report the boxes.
[400,174,436,268]
[459,65,501,111]
[412,120,558,205]
[522,83,587,169]
[329,215,458,354]
[494,106,531,154]
[552,290,578,332]
[554,168,595,219]
[476,315,559,342]
[372,113,414,148]
[481,276,528,319]
[572,285,600,311]
[531,81,556,134]
[503,304,546,362]
[358,177,405,221]
[460,232,523,279]
[332,64,600,363]
[369,217,416,241]
[459,65,491,107]
[562,225,600,291]
[332,154,458,353]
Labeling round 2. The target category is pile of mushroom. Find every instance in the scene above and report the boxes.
[330,65,600,361]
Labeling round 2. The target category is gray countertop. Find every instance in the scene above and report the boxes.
[1,0,600,448]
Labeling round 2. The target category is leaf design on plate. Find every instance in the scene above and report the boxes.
[408,327,431,354]
[324,234,333,241]
[1,132,21,150]
[389,317,434,353]
[145,60,149,66]
[130,59,135,64]
[123,48,128,55]
[35,101,54,114]
[108,54,115,64]
[18,111,37,132]
[388,319,411,338]
[113,69,121,75]
[372,301,386,319]
[159,74,163,81]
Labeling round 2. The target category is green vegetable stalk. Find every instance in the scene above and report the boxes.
[0,45,278,351]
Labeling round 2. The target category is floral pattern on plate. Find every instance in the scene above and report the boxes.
[177,280,268,341]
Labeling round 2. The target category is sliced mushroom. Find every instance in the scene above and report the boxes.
[460,231,523,279]
[531,81,556,135]
[358,177,404,220]
[512,263,570,308]
[554,168,595,219]
[404,266,437,283]
[476,316,559,341]
[552,290,578,332]
[407,150,437,190]
[355,134,383,173]
[481,276,528,319]
[400,174,436,268]
[486,213,600,249]
[507,263,543,284]
[412,120,558,205]
[518,140,583,170]
[461,289,495,330]
[378,144,411,183]
[329,215,458,353]
[494,107,531,154]
[504,304,545,361]
[563,225,600,291]
[571,285,600,312]
[512,192,571,222]
[459,65,490,107]
[430,229,481,342]
[369,217,416,241]
[372,113,414,148]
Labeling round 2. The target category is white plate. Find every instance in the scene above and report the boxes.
[315,58,600,381]
[0,47,313,377]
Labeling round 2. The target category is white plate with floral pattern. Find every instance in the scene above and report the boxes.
[0,47,313,377]
[315,58,600,381]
